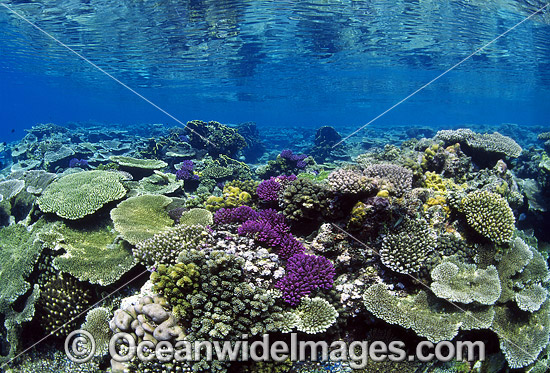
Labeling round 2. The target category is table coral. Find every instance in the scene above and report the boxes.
[38,170,127,219]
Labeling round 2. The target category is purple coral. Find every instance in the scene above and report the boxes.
[175,160,199,181]
[68,158,89,168]
[276,253,336,305]
[280,149,308,168]
[257,178,282,201]
[213,205,259,225]
[215,206,304,260]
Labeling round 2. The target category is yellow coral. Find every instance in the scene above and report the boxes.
[348,201,368,229]
[424,172,446,193]
[205,185,252,211]
[376,190,389,198]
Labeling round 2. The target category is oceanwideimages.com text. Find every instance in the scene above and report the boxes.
[66,330,485,368]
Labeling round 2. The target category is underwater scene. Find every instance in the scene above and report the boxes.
[1,0,550,372]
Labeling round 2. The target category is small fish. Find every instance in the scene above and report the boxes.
[11,129,15,133]
[519,213,527,221]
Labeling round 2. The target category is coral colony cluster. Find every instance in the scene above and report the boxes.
[1,120,550,372]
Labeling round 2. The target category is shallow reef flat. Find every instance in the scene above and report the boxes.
[0,121,550,372]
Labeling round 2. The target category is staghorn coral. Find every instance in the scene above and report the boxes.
[111,194,174,245]
[430,261,501,305]
[150,263,200,319]
[133,224,208,270]
[461,190,515,244]
[38,170,127,219]
[380,217,436,275]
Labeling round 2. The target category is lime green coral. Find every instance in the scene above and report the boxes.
[348,201,368,229]
[110,194,174,245]
[205,185,252,211]
[0,222,45,313]
[179,208,213,226]
[151,263,200,319]
[51,222,135,286]
[38,170,127,219]
[461,190,515,244]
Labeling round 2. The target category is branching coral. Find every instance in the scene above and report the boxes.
[327,168,377,195]
[279,178,332,222]
[133,224,208,270]
[461,190,515,244]
[380,217,436,275]
[276,253,335,305]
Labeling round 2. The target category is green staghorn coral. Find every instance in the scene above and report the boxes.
[38,170,127,219]
[461,190,515,244]
[111,194,174,245]
[150,263,200,319]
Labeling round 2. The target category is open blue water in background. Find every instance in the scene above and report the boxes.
[0,0,549,144]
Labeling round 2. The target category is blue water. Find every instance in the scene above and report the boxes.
[1,0,549,143]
